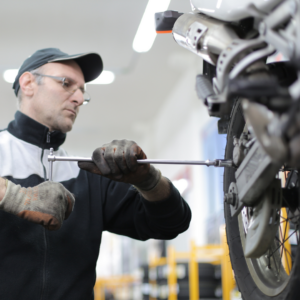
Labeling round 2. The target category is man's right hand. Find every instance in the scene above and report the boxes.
[0,179,75,231]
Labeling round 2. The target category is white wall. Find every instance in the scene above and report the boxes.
[95,56,226,276]
[139,61,218,250]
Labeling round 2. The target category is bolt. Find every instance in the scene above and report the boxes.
[224,193,236,206]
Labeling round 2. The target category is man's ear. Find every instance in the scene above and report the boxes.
[19,72,36,97]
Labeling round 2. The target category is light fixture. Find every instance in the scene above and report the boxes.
[3,69,18,83]
[133,0,171,53]
[87,71,115,85]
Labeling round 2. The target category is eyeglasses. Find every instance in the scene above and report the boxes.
[31,73,91,105]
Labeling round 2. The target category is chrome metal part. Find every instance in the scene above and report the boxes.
[225,182,245,217]
[49,148,54,181]
[190,0,282,22]
[172,12,238,65]
[228,44,275,81]
[47,149,233,167]
[47,148,234,181]
[215,38,266,93]
[235,141,281,206]
[244,179,282,258]
[224,192,236,206]
[218,159,234,168]
[257,0,298,61]
[48,154,93,162]
[242,99,288,164]
[241,207,249,234]
[233,134,248,167]
[137,159,222,166]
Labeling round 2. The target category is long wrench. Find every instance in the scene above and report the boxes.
[48,148,233,181]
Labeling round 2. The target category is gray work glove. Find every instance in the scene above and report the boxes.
[0,180,75,230]
[78,139,161,191]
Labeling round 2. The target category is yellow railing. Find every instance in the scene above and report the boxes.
[149,225,235,300]
[94,225,235,300]
[94,275,137,300]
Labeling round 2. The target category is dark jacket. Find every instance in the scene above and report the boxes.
[0,111,191,300]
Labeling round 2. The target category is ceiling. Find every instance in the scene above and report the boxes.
[0,0,198,156]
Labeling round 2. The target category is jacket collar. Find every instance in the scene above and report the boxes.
[7,111,66,151]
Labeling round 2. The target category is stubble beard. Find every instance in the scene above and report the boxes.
[51,114,75,133]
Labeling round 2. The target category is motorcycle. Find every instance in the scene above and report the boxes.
[155,1,300,299]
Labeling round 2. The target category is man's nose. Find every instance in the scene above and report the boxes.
[71,88,85,106]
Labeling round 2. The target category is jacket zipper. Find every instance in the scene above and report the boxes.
[40,131,51,300]
[40,229,48,300]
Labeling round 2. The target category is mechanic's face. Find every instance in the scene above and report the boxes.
[30,61,85,133]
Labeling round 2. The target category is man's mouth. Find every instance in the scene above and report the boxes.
[65,109,77,117]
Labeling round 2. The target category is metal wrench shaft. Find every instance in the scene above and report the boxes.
[48,148,233,181]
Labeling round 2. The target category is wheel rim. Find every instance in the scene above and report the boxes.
[237,171,300,296]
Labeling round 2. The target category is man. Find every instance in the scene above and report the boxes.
[0,48,191,299]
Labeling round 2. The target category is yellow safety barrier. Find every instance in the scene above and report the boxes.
[189,240,199,300]
[149,225,235,300]
[149,256,167,300]
[220,225,235,300]
[280,172,292,276]
[94,275,137,300]
[94,225,235,300]
[281,207,292,275]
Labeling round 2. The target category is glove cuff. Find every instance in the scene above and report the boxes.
[135,176,172,202]
[134,165,162,191]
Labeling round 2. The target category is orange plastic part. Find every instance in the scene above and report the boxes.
[156,30,172,34]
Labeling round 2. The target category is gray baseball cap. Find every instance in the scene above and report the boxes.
[13,48,103,96]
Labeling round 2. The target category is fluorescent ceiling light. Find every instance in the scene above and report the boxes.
[133,0,171,53]
[3,69,18,83]
[87,71,115,85]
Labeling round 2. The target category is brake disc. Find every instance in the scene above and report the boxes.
[242,178,282,258]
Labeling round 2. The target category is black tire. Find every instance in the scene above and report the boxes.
[156,263,219,281]
[156,278,221,299]
[224,100,300,299]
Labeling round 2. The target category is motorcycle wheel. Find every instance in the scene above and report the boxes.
[224,100,300,299]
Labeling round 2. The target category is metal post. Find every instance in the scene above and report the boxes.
[189,240,199,300]
[48,148,54,181]
[94,280,104,300]
[220,225,235,300]
[167,246,177,300]
[149,256,157,300]
[280,172,292,275]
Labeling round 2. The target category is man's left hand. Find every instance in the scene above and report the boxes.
[78,140,161,191]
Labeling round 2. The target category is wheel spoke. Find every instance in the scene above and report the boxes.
[279,223,285,262]
[283,246,292,273]
[272,248,280,276]
[225,102,299,296]
[280,217,294,223]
